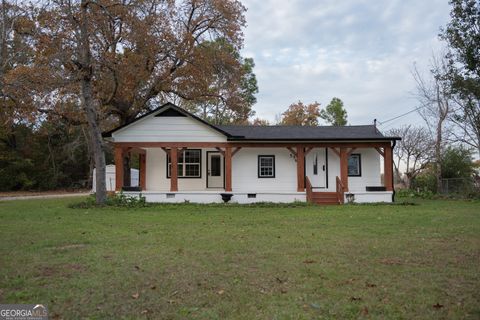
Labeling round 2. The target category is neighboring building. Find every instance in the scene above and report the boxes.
[92,164,139,192]
[103,103,400,204]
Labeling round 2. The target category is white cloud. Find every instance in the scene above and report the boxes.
[241,0,451,129]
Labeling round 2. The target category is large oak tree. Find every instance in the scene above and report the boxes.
[7,0,248,203]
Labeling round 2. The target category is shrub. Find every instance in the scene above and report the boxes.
[69,192,147,209]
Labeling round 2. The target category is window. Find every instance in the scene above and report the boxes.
[258,155,275,178]
[167,149,201,178]
[348,154,361,177]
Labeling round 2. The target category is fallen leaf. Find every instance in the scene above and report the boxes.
[132,293,140,299]
[342,278,356,284]
[361,306,369,315]
[433,303,444,309]
[217,289,224,295]
[141,310,149,314]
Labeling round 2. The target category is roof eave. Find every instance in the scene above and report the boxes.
[226,137,401,142]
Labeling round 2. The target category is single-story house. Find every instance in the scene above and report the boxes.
[103,103,400,204]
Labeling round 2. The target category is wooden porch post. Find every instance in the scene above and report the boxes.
[225,146,232,192]
[114,146,124,191]
[384,144,393,191]
[139,153,146,191]
[340,147,349,191]
[170,147,178,192]
[296,146,305,192]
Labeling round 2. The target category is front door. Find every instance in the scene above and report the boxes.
[207,152,224,188]
[306,148,327,188]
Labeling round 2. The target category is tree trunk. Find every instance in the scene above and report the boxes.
[0,0,7,85]
[435,118,443,193]
[80,0,106,204]
[405,174,411,189]
[81,126,94,189]
[434,85,448,195]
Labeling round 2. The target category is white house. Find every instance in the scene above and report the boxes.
[103,103,400,204]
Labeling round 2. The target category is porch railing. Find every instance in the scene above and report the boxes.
[336,176,345,204]
[305,176,313,203]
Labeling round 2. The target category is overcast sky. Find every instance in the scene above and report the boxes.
[241,0,451,130]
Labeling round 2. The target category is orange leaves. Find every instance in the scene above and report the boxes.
[3,0,249,129]
[280,101,322,126]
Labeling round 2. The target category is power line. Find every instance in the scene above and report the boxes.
[377,105,425,126]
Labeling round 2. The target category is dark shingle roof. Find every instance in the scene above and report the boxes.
[216,125,398,141]
[103,102,400,141]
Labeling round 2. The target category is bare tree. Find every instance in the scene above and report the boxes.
[413,55,453,193]
[447,95,480,156]
[388,125,433,188]
[439,0,480,157]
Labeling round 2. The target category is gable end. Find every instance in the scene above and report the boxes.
[155,108,187,117]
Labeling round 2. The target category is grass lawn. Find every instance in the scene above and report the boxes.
[0,198,479,319]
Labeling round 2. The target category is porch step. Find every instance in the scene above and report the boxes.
[311,192,340,205]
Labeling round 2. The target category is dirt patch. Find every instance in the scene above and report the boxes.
[0,190,89,197]
[37,264,88,278]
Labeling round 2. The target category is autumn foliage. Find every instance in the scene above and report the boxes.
[280,101,321,126]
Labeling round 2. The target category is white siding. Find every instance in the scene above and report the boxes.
[232,148,298,192]
[145,147,222,191]
[146,147,299,193]
[144,147,382,193]
[308,148,381,192]
[112,114,227,142]
[346,148,382,192]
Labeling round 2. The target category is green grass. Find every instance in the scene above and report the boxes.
[0,198,479,319]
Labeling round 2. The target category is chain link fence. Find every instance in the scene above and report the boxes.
[440,177,480,195]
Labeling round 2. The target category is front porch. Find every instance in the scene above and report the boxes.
[113,142,395,204]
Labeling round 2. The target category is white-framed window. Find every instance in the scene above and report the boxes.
[167,149,201,178]
[348,154,361,177]
[258,155,275,178]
